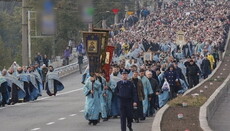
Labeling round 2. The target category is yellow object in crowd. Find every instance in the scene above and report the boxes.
[122,43,129,54]
[207,54,215,70]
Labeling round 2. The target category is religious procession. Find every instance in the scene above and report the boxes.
[81,1,229,131]
[0,62,64,107]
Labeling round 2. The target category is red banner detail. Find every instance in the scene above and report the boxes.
[112,9,119,15]
[102,46,115,82]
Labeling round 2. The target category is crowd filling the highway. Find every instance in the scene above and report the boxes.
[0,1,229,131]
[81,1,230,131]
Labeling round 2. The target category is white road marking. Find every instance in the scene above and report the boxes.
[31,128,41,131]
[12,103,27,106]
[69,114,76,117]
[36,97,50,101]
[80,110,84,113]
[56,88,83,96]
[58,117,66,120]
[46,122,55,125]
[0,88,83,110]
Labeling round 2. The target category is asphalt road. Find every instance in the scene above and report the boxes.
[209,87,230,131]
[0,71,153,131]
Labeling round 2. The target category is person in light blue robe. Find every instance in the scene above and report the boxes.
[158,90,170,108]
[17,67,31,102]
[81,65,90,84]
[110,68,122,118]
[158,70,165,87]
[161,43,169,53]
[83,76,101,125]
[97,74,112,121]
[33,69,43,96]
[27,72,39,101]
[103,80,113,119]
[4,70,26,105]
[175,51,184,60]
[139,69,153,118]
[178,62,186,79]
[177,79,188,94]
[45,66,64,96]
[188,42,194,55]
[195,42,203,54]
[153,54,160,62]
[0,74,10,106]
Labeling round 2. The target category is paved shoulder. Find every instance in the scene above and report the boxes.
[210,89,230,131]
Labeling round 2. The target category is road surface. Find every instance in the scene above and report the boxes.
[210,87,230,131]
[0,71,153,131]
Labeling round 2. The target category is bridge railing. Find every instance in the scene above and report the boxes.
[54,58,88,78]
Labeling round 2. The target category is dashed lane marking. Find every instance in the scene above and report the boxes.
[46,122,55,125]
[58,117,66,121]
[31,128,41,131]
[69,114,76,117]
[80,110,84,113]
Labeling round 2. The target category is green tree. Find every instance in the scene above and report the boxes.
[0,5,22,69]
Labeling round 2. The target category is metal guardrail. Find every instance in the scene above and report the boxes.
[54,59,88,78]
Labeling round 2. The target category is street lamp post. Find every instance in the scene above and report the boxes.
[112,9,119,25]
[22,0,29,66]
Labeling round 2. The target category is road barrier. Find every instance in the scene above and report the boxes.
[152,31,230,131]
[55,59,88,78]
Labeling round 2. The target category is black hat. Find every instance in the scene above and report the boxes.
[122,71,128,74]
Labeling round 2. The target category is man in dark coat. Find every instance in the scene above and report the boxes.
[164,65,180,99]
[115,71,138,131]
[43,55,49,67]
[186,60,201,89]
[173,62,187,85]
[34,52,43,66]
[130,71,145,123]
[201,55,211,79]
[78,54,84,74]
[150,65,159,84]
[212,49,219,69]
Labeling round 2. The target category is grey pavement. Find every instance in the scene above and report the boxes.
[0,71,153,131]
[210,88,230,131]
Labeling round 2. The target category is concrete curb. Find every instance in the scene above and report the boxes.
[151,58,222,131]
[151,62,222,131]
[183,62,222,96]
[184,31,230,96]
[152,104,169,131]
[199,31,230,131]
[200,74,230,131]
[151,31,230,131]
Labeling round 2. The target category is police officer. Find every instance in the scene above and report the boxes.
[115,71,138,131]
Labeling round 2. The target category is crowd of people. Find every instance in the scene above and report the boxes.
[0,62,64,107]
[83,1,229,131]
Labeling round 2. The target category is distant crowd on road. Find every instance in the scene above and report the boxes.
[82,1,229,131]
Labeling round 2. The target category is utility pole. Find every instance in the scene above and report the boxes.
[102,19,107,29]
[22,0,28,66]
[88,23,93,32]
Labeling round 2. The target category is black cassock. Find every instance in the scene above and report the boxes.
[132,78,144,120]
